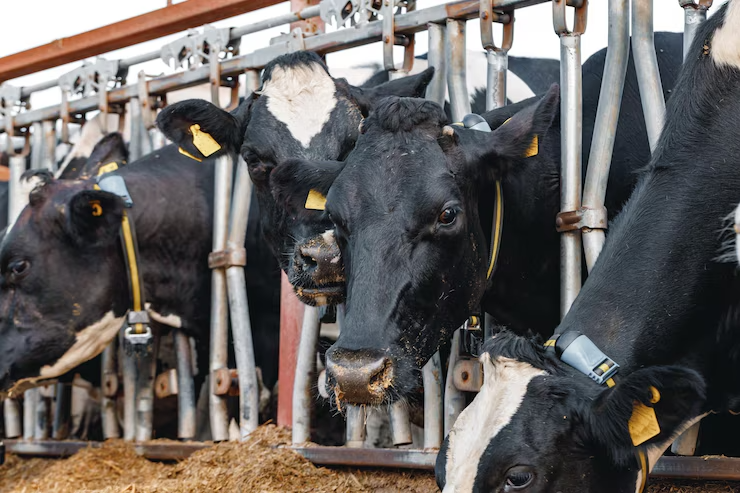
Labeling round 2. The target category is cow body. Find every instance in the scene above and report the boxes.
[439,6,740,492]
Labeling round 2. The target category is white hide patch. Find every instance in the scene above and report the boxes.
[261,63,338,148]
[712,1,740,69]
[145,302,183,328]
[443,355,545,493]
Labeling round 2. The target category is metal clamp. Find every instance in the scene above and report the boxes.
[208,248,247,269]
[123,324,153,356]
[555,206,607,232]
[480,0,514,53]
[160,25,239,69]
[460,315,483,357]
[320,0,360,25]
[552,0,588,36]
[377,0,416,74]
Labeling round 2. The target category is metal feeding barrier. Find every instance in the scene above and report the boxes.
[0,0,734,483]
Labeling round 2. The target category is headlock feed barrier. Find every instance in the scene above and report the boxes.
[3,0,740,482]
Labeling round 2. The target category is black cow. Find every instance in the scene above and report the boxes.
[295,32,682,407]
[438,6,740,492]
[0,144,280,396]
[157,51,435,307]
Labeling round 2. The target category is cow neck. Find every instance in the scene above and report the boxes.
[95,163,152,351]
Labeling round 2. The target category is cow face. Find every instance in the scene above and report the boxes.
[317,87,559,405]
[436,332,707,493]
[0,177,128,395]
[156,51,434,306]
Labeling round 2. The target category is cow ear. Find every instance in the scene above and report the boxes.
[66,190,125,248]
[449,84,559,181]
[77,133,128,179]
[270,158,345,211]
[347,67,435,116]
[583,366,706,467]
[156,97,251,159]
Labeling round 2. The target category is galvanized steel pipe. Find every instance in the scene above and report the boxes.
[582,0,628,271]
[390,402,413,446]
[425,23,447,107]
[444,329,466,435]
[345,405,366,448]
[445,19,471,122]
[121,340,137,441]
[680,1,712,60]
[34,388,50,440]
[52,383,71,440]
[135,349,157,442]
[101,345,120,439]
[631,0,665,151]
[8,155,27,225]
[23,389,36,440]
[174,330,197,440]
[292,305,321,444]
[3,399,21,438]
[486,51,508,111]
[422,352,442,449]
[209,153,233,442]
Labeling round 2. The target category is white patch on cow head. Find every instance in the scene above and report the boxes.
[260,63,337,148]
[443,354,545,493]
[145,302,182,328]
[712,1,740,69]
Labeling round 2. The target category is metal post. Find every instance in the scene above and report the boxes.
[209,46,222,108]
[52,382,72,440]
[23,388,37,440]
[345,405,366,448]
[292,305,321,444]
[445,19,471,122]
[389,401,413,446]
[481,0,513,111]
[34,386,51,440]
[135,344,157,442]
[209,153,233,442]
[444,329,466,435]
[425,23,447,107]
[121,334,137,441]
[3,399,21,439]
[582,0,628,271]
[680,1,712,61]
[554,0,587,317]
[174,330,196,440]
[631,0,665,151]
[422,352,443,449]
[8,155,27,224]
[226,156,259,439]
[101,343,120,439]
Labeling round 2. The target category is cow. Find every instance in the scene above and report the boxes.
[290,32,682,408]
[437,5,740,492]
[0,143,281,401]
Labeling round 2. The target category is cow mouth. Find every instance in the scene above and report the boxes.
[294,284,345,306]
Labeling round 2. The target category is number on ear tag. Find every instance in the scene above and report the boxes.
[190,124,221,157]
[305,189,327,211]
[90,200,103,217]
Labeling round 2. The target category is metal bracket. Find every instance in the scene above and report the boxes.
[211,368,239,396]
[552,0,588,36]
[0,84,27,153]
[155,369,179,399]
[160,25,239,70]
[320,0,361,25]
[58,58,123,97]
[269,28,307,54]
[208,248,247,269]
[480,0,514,53]
[679,0,712,9]
[555,206,607,233]
[378,0,416,73]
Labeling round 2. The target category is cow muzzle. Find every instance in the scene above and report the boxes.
[292,231,345,305]
[325,347,394,406]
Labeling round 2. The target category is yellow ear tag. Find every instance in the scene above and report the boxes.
[500,117,538,158]
[97,162,119,177]
[179,147,203,162]
[305,189,327,211]
[90,200,103,217]
[190,124,221,157]
[628,397,661,446]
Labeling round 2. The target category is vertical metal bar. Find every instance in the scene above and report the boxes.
[422,351,442,449]
[681,1,711,60]
[174,330,197,440]
[292,305,321,444]
[23,389,37,440]
[42,121,56,172]
[444,329,466,435]
[445,19,471,122]
[558,34,583,317]
[3,399,21,438]
[135,345,157,442]
[389,401,412,446]
[8,155,27,224]
[226,156,259,439]
[426,23,447,107]
[30,122,45,170]
[631,0,665,151]
[34,386,50,440]
[345,405,366,448]
[582,0,629,271]
[101,344,120,439]
[121,334,137,441]
[209,153,233,442]
[209,46,222,108]
[486,51,508,111]
[52,382,72,439]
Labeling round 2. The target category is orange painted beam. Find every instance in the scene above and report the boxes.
[0,0,283,83]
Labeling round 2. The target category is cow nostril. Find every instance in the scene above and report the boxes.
[301,251,318,268]
[367,357,393,395]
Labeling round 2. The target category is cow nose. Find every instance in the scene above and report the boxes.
[325,348,394,405]
[294,232,343,283]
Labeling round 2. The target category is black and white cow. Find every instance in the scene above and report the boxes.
[304,33,682,407]
[157,51,435,307]
[0,144,281,395]
[438,6,740,492]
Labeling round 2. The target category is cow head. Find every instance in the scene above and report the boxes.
[0,176,128,395]
[313,87,559,405]
[156,51,434,305]
[436,331,706,493]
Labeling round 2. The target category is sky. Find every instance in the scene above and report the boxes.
[0,0,729,112]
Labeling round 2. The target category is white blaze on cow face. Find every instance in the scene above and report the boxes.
[261,63,338,148]
[712,1,740,69]
[443,354,545,493]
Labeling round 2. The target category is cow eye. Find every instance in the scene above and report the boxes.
[438,207,457,225]
[8,260,30,278]
[504,466,534,491]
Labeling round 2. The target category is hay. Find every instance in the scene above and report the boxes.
[0,428,737,492]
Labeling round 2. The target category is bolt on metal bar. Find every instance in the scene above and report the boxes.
[446,19,471,123]
[422,352,442,449]
[209,153,233,442]
[631,0,665,151]
[679,0,712,61]
[174,330,197,440]
[226,156,260,439]
[582,0,628,272]
[291,305,321,444]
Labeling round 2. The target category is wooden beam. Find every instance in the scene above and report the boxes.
[0,0,283,83]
